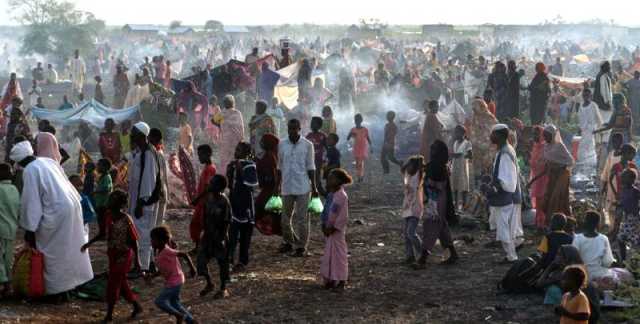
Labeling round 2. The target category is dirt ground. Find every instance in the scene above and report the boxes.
[0,79,629,323]
[1,149,630,324]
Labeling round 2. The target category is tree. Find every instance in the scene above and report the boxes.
[204,20,223,33]
[9,0,105,61]
[169,20,182,29]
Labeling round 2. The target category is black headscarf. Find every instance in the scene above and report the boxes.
[426,140,449,181]
[424,139,458,225]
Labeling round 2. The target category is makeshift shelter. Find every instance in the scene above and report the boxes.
[31,99,139,128]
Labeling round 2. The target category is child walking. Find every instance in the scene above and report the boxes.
[381,111,402,174]
[324,133,341,195]
[401,156,424,264]
[307,117,327,195]
[226,142,258,272]
[190,144,217,253]
[555,265,591,324]
[320,168,352,291]
[450,125,472,209]
[347,113,371,183]
[321,105,337,136]
[94,158,113,226]
[83,161,96,205]
[69,174,97,242]
[149,226,197,324]
[82,190,143,323]
[197,174,231,299]
[0,164,19,298]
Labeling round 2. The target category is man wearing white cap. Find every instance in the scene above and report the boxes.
[14,140,94,295]
[128,121,161,273]
[484,124,524,262]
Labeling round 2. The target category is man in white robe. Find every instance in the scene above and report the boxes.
[577,89,603,173]
[14,141,93,295]
[69,49,86,95]
[127,122,159,272]
[485,124,524,262]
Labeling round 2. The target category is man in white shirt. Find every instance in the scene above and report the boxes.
[484,124,524,262]
[278,119,318,257]
[69,49,86,95]
[46,64,58,85]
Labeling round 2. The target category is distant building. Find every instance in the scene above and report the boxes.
[223,25,250,34]
[422,24,455,37]
[168,27,195,35]
[122,24,161,36]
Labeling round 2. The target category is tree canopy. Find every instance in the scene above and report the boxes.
[204,20,223,33]
[169,20,183,29]
[9,0,105,61]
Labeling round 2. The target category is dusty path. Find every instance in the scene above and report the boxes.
[0,152,622,324]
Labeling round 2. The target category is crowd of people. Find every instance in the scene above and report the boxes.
[2,31,640,323]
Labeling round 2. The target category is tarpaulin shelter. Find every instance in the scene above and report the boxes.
[31,99,140,128]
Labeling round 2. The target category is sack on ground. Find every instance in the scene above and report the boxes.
[498,256,543,293]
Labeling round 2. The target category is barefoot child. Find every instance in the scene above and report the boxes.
[381,111,402,174]
[69,174,97,242]
[94,158,113,226]
[190,145,217,253]
[324,133,341,196]
[0,163,19,298]
[149,226,197,324]
[226,142,258,272]
[401,156,424,264]
[197,174,231,299]
[321,105,337,136]
[320,168,352,291]
[82,190,143,323]
[451,125,472,208]
[347,113,371,182]
[555,265,591,324]
[307,117,327,195]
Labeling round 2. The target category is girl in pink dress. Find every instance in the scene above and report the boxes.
[320,168,352,291]
[347,114,372,182]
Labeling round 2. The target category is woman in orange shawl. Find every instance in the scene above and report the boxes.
[469,98,498,179]
[528,125,548,230]
[529,125,574,225]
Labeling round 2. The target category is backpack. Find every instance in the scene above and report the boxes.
[498,257,544,293]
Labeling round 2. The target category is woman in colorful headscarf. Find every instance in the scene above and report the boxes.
[528,125,574,226]
[255,133,281,236]
[528,63,551,125]
[469,98,498,179]
[36,132,62,163]
[0,73,22,112]
[528,125,548,230]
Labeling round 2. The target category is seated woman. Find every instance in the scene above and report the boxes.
[572,211,633,290]
[536,245,600,323]
[537,213,573,269]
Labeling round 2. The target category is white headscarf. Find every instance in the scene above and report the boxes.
[9,140,34,163]
[133,121,150,136]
